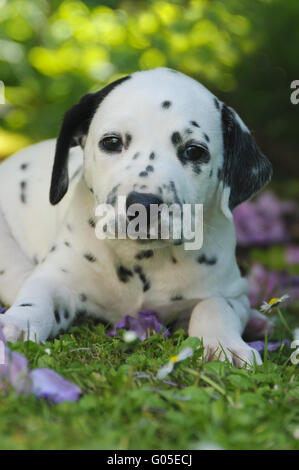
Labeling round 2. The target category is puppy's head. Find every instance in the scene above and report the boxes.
[50,68,272,243]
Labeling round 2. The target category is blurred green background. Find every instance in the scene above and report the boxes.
[0,0,298,199]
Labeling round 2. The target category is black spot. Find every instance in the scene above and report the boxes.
[171,295,183,301]
[54,310,61,323]
[103,224,107,233]
[190,121,200,128]
[133,152,140,160]
[139,171,148,177]
[146,165,154,172]
[20,180,27,203]
[50,245,56,252]
[19,303,33,307]
[209,169,213,178]
[171,132,182,145]
[185,128,193,134]
[117,265,133,283]
[88,217,96,228]
[197,254,217,265]
[227,300,234,309]
[20,163,28,170]
[158,186,163,194]
[149,152,155,160]
[161,100,171,109]
[64,310,70,320]
[169,181,180,205]
[171,257,177,264]
[134,265,150,292]
[79,293,87,302]
[64,241,71,247]
[204,133,210,143]
[214,97,220,110]
[174,240,183,246]
[135,250,154,260]
[125,133,132,149]
[106,184,120,206]
[61,268,68,273]
[84,252,97,262]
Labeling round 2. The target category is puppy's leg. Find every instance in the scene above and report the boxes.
[0,250,92,343]
[188,295,262,367]
[0,208,34,305]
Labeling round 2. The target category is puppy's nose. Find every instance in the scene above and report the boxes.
[126,191,163,221]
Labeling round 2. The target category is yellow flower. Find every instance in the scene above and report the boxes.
[260,294,289,313]
[169,354,179,362]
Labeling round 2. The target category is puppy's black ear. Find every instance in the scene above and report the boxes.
[221,104,272,211]
[50,76,130,205]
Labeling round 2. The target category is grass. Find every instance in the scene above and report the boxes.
[0,311,298,451]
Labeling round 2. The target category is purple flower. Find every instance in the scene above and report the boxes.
[248,339,290,353]
[0,324,80,403]
[247,263,299,307]
[108,311,170,341]
[30,368,81,404]
[285,245,299,265]
[234,191,293,247]
[0,306,6,314]
[0,346,32,394]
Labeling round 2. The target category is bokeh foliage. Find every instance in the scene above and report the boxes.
[0,0,298,186]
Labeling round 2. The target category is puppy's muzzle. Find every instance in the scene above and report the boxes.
[126,191,163,237]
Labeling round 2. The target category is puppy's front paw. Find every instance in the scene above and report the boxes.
[203,337,262,368]
[0,306,41,343]
[0,319,39,343]
[1,322,22,342]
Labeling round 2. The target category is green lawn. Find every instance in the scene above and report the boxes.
[0,314,298,450]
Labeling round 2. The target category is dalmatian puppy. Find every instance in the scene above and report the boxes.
[0,68,272,366]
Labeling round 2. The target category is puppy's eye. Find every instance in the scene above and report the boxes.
[100,136,123,153]
[184,145,209,161]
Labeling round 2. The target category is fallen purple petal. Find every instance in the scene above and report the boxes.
[0,346,31,394]
[248,339,290,353]
[30,368,81,404]
[0,324,80,403]
[108,311,170,341]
